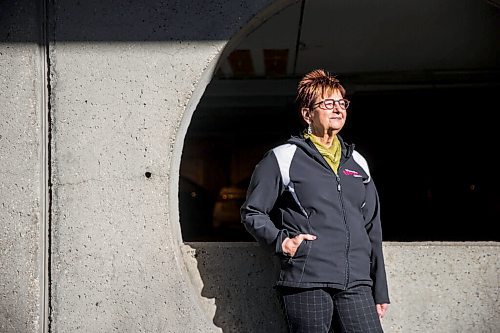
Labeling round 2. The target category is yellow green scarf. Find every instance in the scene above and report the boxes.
[304,132,341,174]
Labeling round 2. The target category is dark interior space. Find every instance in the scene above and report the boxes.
[345,85,500,241]
[180,79,298,242]
[179,0,500,242]
[180,78,500,242]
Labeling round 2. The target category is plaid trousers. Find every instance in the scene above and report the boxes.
[277,285,384,333]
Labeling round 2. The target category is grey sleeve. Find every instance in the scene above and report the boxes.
[363,179,391,304]
[240,150,290,256]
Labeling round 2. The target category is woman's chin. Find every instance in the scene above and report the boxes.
[328,125,343,133]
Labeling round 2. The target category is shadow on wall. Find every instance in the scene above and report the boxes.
[0,0,285,43]
[187,242,287,333]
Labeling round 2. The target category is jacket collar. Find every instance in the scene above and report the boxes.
[287,133,355,170]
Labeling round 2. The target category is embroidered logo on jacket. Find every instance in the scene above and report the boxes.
[343,169,363,177]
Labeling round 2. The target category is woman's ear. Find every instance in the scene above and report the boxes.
[301,107,310,124]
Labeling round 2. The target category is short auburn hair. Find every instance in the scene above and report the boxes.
[296,69,346,110]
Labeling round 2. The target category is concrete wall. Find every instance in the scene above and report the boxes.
[183,242,500,333]
[0,1,44,332]
[46,1,290,332]
[1,1,499,333]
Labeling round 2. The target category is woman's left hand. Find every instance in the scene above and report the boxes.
[376,303,389,319]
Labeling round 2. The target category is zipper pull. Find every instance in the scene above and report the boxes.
[336,176,341,192]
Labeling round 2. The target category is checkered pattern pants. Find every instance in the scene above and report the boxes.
[277,285,384,333]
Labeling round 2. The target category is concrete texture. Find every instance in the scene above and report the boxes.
[384,243,499,332]
[183,242,500,333]
[182,243,286,333]
[47,1,291,332]
[1,0,499,332]
[0,1,44,332]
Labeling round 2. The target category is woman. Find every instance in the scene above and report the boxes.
[241,69,390,332]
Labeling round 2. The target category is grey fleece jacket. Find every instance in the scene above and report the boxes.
[240,135,390,304]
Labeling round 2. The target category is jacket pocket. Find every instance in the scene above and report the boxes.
[282,239,312,282]
[280,239,310,268]
[293,239,310,258]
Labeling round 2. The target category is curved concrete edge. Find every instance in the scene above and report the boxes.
[168,0,302,328]
[167,44,228,332]
[182,242,500,333]
[46,1,298,332]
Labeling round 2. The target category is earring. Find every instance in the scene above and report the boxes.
[307,123,312,135]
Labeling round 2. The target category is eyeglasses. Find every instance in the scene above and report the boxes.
[313,98,350,110]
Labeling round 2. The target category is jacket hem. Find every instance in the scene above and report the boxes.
[275,279,373,289]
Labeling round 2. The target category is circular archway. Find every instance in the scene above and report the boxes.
[178,0,500,242]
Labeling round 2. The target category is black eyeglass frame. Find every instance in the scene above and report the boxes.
[312,98,350,110]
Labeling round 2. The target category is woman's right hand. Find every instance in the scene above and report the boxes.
[282,234,317,257]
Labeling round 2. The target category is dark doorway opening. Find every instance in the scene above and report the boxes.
[180,78,500,241]
[179,0,500,241]
[346,84,500,241]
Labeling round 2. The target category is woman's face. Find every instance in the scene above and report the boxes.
[303,89,347,136]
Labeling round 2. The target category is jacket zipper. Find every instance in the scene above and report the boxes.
[336,174,350,289]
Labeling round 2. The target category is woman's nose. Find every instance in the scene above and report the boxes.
[332,105,341,113]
